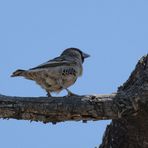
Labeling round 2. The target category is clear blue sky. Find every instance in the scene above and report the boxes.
[0,0,148,148]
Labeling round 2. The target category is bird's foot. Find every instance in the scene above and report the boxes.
[67,92,79,97]
[65,89,79,97]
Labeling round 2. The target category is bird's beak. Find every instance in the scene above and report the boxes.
[82,52,90,58]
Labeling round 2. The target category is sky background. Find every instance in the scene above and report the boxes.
[0,0,148,148]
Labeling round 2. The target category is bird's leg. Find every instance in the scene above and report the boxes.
[65,88,79,97]
[58,79,79,97]
[46,91,52,97]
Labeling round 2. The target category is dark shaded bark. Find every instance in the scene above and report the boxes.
[99,54,148,148]
[0,54,147,148]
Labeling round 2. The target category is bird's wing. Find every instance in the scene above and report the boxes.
[30,56,76,70]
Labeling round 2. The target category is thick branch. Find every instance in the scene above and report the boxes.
[0,94,117,123]
[99,54,148,148]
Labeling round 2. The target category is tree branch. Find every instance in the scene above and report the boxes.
[0,94,117,123]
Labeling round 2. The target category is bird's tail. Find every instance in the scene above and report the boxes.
[11,69,26,77]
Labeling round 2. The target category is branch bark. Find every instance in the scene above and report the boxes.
[99,54,148,148]
[0,94,117,123]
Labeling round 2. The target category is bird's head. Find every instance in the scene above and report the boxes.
[61,48,90,63]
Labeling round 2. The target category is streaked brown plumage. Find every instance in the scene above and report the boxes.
[11,48,90,97]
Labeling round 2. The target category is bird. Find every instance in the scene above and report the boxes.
[11,48,90,97]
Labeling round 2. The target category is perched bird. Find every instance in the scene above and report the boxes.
[11,48,90,97]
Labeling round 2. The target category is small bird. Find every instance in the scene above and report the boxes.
[11,48,90,97]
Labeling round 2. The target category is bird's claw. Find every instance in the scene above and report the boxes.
[68,92,79,97]
[64,91,79,98]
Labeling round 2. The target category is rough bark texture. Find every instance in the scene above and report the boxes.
[99,54,148,148]
[0,94,117,123]
[0,54,147,148]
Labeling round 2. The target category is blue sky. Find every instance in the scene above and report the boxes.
[0,0,148,148]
